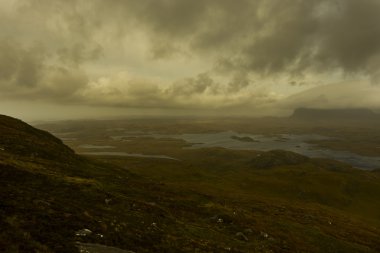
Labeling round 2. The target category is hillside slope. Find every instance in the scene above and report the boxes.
[0,115,77,163]
[1,115,380,253]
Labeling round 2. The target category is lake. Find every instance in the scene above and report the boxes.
[111,131,380,170]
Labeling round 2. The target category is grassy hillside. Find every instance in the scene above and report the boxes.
[1,115,380,252]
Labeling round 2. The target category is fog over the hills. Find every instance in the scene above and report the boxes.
[1,0,380,120]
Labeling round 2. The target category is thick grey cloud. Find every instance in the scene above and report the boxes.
[227,73,252,93]
[0,39,88,100]
[280,80,380,110]
[75,0,380,77]
[0,40,44,87]
[168,73,217,96]
[212,0,380,77]
[1,0,380,117]
[20,0,380,73]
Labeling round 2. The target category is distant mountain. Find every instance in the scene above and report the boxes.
[291,108,380,121]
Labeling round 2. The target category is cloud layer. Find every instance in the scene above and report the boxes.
[1,0,380,115]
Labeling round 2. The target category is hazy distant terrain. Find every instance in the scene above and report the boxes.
[38,108,380,165]
[1,110,380,252]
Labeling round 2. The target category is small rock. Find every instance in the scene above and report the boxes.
[235,232,249,241]
[149,222,163,232]
[75,228,92,237]
[83,211,92,218]
[211,214,234,224]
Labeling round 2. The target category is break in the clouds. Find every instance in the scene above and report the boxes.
[1,0,380,117]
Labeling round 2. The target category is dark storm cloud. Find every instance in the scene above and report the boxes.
[227,73,252,93]
[317,0,380,73]
[0,40,45,88]
[76,0,380,77]
[203,0,380,77]
[167,73,217,96]
[2,0,380,112]
[14,0,380,77]
[0,39,87,100]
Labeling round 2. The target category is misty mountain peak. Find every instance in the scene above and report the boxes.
[291,108,379,121]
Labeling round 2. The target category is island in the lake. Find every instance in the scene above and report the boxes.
[231,135,259,142]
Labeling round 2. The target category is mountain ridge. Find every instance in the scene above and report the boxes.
[290,108,380,121]
[0,114,78,163]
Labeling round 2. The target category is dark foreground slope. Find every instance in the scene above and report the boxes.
[1,115,380,253]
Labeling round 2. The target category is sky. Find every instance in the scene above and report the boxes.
[1,0,380,121]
